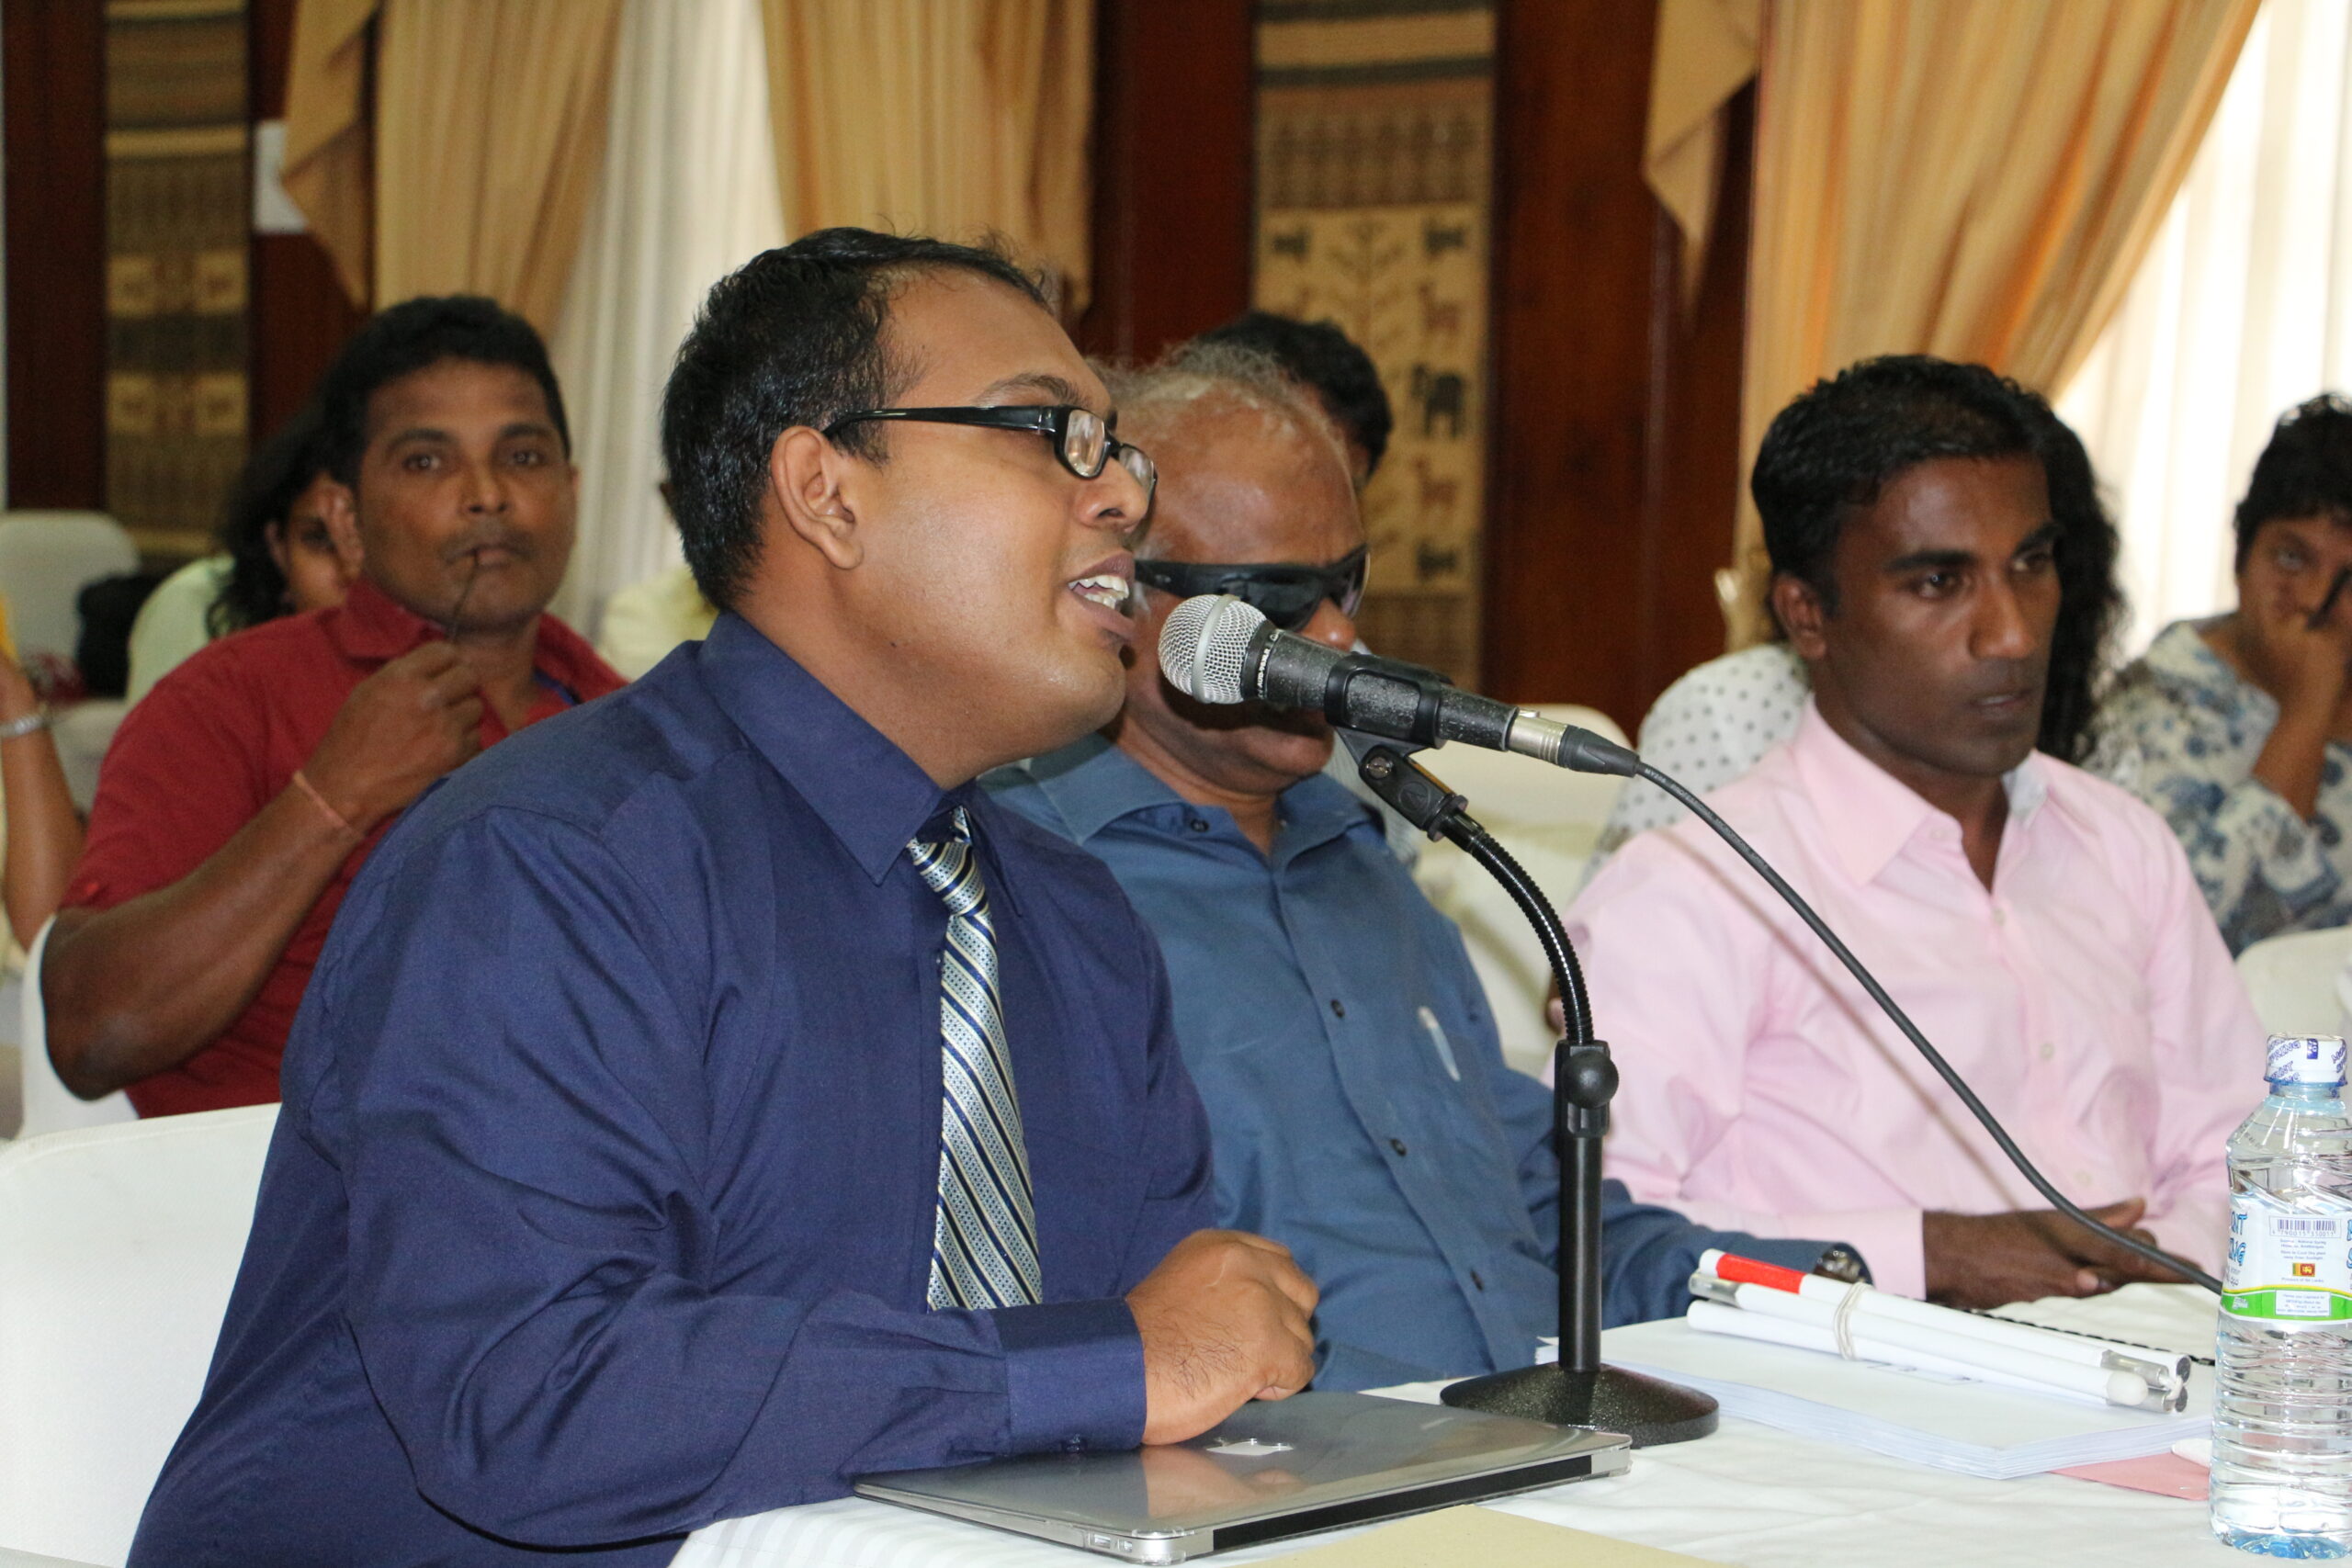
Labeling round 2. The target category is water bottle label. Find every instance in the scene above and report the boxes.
[2225,1196,2352,1325]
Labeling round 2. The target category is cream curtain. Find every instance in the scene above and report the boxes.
[1646,0,1763,311]
[548,0,786,633]
[280,0,377,306]
[1720,0,2256,646]
[759,0,1093,310]
[280,0,625,336]
[2061,0,2352,658]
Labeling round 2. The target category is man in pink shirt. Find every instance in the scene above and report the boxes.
[1568,356,2262,1309]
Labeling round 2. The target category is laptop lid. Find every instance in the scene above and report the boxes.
[854,1391,1631,1563]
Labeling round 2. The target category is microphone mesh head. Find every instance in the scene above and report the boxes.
[1158,594,1266,705]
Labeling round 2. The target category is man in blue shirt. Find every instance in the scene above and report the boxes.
[992,346,1853,1390]
[131,231,1317,1566]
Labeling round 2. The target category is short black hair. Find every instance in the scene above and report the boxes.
[210,401,330,636]
[661,228,1050,613]
[1193,310,1392,477]
[2234,394,2352,570]
[1750,355,2123,764]
[315,295,569,489]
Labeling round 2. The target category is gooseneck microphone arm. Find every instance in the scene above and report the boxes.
[1635,762,2223,1296]
[1352,741,1714,1442]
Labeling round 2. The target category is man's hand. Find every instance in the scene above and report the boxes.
[1127,1230,1318,1445]
[303,643,484,832]
[1922,1198,2188,1308]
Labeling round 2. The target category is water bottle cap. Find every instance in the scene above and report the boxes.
[2267,1033,2347,1088]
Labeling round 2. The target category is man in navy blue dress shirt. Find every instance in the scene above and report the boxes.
[992,346,1854,1390]
[131,231,1318,1566]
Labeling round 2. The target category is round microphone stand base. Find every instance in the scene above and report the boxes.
[1440,1361,1719,1448]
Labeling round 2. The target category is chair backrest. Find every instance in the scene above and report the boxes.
[0,513,138,666]
[17,920,134,1140]
[2238,926,2352,1040]
[0,1104,276,1565]
[1409,705,1630,1075]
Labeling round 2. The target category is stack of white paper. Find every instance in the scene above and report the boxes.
[1597,1316,2210,1479]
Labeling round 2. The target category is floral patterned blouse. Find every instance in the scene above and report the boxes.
[2096,617,2352,954]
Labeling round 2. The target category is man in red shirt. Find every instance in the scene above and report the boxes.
[45,296,625,1116]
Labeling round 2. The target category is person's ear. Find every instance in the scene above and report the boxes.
[318,480,365,576]
[1771,571,1832,660]
[769,426,862,570]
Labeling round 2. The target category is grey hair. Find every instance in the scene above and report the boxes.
[1101,343,1351,558]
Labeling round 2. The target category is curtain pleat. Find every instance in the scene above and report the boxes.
[280,0,379,306]
[759,0,1093,310]
[372,0,625,336]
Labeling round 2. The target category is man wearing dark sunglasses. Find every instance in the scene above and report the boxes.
[992,344,1846,1391]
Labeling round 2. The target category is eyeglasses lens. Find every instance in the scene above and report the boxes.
[1063,409,1109,478]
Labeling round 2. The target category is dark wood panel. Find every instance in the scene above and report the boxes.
[1483,0,1750,729]
[249,0,295,118]
[1076,0,1253,361]
[252,233,365,438]
[248,0,366,444]
[5,0,107,509]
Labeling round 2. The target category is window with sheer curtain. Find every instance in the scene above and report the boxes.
[2061,0,2352,659]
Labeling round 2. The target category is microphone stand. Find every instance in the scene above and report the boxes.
[1349,739,1719,1447]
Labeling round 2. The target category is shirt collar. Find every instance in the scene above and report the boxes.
[322,575,443,661]
[1021,731,1377,857]
[1786,699,2050,886]
[695,613,988,894]
[1022,733,1178,840]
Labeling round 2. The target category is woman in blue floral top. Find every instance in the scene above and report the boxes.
[2099,395,2352,953]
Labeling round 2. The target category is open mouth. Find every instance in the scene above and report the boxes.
[1069,571,1133,615]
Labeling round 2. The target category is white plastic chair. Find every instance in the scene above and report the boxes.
[17,919,134,1139]
[2237,926,2352,1040]
[0,513,138,666]
[0,1103,277,1565]
[1408,705,1631,1076]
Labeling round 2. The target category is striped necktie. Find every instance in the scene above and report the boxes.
[908,807,1042,1311]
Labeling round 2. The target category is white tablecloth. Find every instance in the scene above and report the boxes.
[677,1288,2243,1568]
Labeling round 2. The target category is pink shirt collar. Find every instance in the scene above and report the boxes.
[1783,698,2052,888]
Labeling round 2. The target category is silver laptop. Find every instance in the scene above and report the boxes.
[854,1391,1631,1563]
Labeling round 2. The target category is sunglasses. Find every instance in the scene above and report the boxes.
[821,404,1158,523]
[1134,546,1369,632]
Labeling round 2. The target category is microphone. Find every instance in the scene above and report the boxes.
[1157,594,1639,777]
[1159,592,2222,1297]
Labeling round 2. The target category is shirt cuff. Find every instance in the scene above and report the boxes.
[991,1298,1146,1454]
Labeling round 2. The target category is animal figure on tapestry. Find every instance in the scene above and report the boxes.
[1417,281,1464,341]
[1410,366,1467,438]
[1422,220,1469,259]
[1410,456,1459,528]
[1416,540,1462,583]
[1270,227,1312,262]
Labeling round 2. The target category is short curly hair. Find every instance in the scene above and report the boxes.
[2234,394,2352,571]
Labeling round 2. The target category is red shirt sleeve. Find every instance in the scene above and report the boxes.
[69,647,275,913]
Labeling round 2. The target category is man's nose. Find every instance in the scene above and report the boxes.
[1301,596,1358,651]
[1080,460,1152,539]
[459,457,511,513]
[1973,580,2035,660]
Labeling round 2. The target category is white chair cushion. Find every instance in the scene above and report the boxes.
[0,1106,275,1565]
[2237,926,2352,1040]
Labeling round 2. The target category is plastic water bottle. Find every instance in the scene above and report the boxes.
[2214,1034,2352,1558]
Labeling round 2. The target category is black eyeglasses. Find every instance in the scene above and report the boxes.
[822,404,1158,513]
[1134,547,1369,632]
